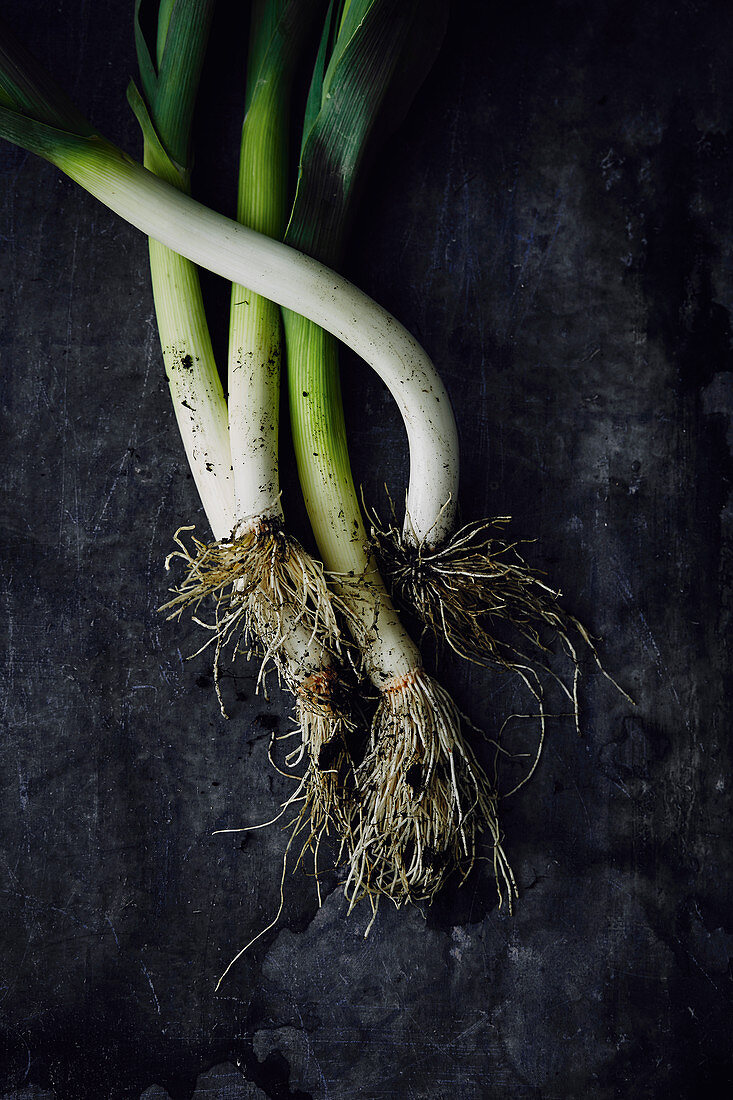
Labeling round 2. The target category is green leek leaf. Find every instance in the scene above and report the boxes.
[155,0,177,67]
[126,78,187,187]
[132,0,159,113]
[132,0,215,172]
[236,0,325,236]
[300,0,346,154]
[0,18,94,136]
[0,102,102,171]
[286,0,449,266]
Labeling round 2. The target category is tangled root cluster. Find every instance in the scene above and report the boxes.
[370,511,578,667]
[170,513,629,952]
[160,520,345,703]
[162,524,367,910]
[163,522,523,923]
[345,668,516,917]
[369,509,633,744]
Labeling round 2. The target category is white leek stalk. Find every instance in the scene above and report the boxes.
[278,1,509,912]
[227,0,289,529]
[220,0,356,910]
[126,2,345,738]
[128,1,233,541]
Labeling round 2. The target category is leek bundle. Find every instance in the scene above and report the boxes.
[0,1,628,954]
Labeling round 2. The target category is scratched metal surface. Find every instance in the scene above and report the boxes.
[1,0,732,1096]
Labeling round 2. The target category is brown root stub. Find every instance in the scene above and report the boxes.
[292,670,356,842]
[275,669,360,906]
[344,667,516,917]
[159,521,348,706]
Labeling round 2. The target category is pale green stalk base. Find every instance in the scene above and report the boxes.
[284,312,364,576]
[227,1,289,527]
[228,291,282,525]
[283,310,419,686]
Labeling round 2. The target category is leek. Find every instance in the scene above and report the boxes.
[125,2,355,893]
[280,0,516,911]
[224,0,356,879]
[128,0,233,541]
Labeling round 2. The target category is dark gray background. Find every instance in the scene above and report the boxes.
[1,1,731,1096]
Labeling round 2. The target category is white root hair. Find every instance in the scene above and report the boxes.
[159,520,353,707]
[344,667,516,916]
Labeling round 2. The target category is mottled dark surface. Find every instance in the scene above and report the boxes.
[1,1,732,1097]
